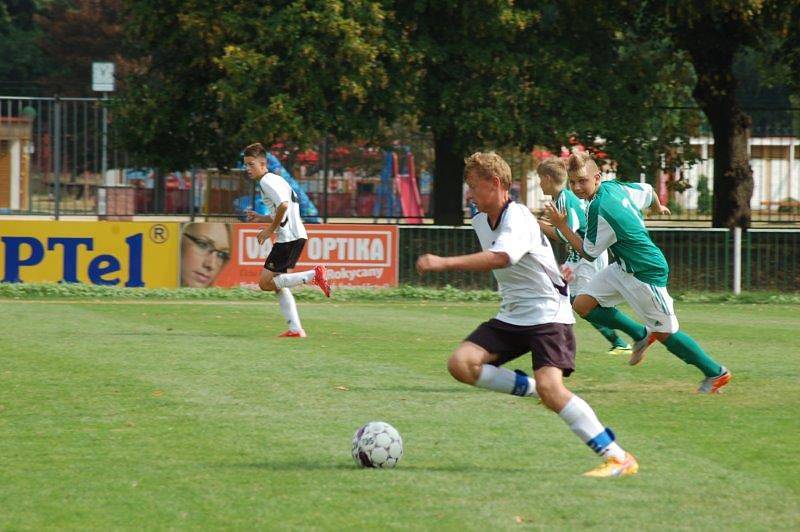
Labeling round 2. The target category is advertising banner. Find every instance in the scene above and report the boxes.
[207,223,398,288]
[0,221,180,287]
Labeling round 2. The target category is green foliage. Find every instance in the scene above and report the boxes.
[1,282,797,304]
[620,0,798,227]
[527,3,700,178]
[106,0,797,225]
[0,282,501,302]
[0,0,48,91]
[666,198,684,215]
[394,1,539,151]
[697,174,712,214]
[113,0,407,169]
[777,198,800,214]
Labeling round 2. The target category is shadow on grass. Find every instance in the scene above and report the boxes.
[219,460,526,473]
[105,332,249,338]
[351,385,463,394]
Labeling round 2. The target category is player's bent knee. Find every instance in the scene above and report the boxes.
[535,380,556,400]
[535,379,565,409]
[447,354,476,385]
[258,273,277,292]
[573,295,597,317]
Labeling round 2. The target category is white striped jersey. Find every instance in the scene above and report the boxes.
[472,201,574,326]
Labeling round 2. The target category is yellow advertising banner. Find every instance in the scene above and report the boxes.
[0,221,180,287]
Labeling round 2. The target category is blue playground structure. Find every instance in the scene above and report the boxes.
[372,148,424,222]
[372,151,401,219]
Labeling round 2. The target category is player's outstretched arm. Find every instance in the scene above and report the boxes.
[543,203,595,262]
[650,192,671,215]
[538,219,559,242]
[416,251,509,274]
[245,209,274,223]
[256,201,288,244]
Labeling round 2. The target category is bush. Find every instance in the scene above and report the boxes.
[667,198,684,215]
[777,198,800,214]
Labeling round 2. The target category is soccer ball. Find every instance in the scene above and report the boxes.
[351,421,403,468]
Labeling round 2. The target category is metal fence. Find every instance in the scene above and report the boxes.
[0,96,123,215]
[397,226,800,292]
[661,107,799,223]
[1,96,798,225]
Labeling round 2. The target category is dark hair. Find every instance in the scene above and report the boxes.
[243,142,267,159]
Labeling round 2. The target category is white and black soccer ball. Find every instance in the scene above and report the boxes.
[351,421,403,468]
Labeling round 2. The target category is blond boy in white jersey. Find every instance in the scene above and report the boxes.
[416,151,638,477]
[243,143,331,337]
[536,157,632,356]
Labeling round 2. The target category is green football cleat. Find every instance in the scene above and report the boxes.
[606,345,632,356]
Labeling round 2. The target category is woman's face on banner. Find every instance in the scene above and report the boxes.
[181,223,231,287]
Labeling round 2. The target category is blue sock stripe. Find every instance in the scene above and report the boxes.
[511,372,529,396]
[586,427,616,454]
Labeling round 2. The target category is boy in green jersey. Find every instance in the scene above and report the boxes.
[545,153,731,394]
[536,158,632,356]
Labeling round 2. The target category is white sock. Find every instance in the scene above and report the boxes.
[558,395,626,460]
[277,288,302,331]
[274,269,315,289]
[474,365,537,397]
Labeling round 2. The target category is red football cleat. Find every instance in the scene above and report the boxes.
[698,366,731,394]
[278,329,307,338]
[312,265,331,297]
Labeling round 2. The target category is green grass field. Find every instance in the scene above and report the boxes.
[1,297,798,529]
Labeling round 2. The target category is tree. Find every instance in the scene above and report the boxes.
[393,1,700,224]
[0,0,47,93]
[35,0,126,95]
[627,1,797,228]
[520,2,700,183]
[113,0,408,172]
[392,1,541,225]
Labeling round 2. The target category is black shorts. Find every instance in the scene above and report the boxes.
[465,319,576,376]
[264,239,307,273]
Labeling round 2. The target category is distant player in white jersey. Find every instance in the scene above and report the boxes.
[536,157,633,356]
[416,151,638,477]
[243,143,331,338]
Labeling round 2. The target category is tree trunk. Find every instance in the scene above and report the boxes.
[153,169,165,213]
[432,130,466,226]
[688,44,753,228]
[706,107,752,228]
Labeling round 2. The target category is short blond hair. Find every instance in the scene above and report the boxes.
[566,151,600,179]
[537,157,568,186]
[463,151,512,190]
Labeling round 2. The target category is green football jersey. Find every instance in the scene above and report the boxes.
[584,180,669,286]
[554,188,586,263]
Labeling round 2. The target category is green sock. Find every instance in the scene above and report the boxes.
[584,307,647,342]
[590,322,629,348]
[662,331,722,378]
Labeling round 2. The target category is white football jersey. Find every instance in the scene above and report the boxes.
[258,172,307,243]
[472,201,574,326]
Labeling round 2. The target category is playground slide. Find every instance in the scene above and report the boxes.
[394,151,424,223]
[266,152,321,223]
[372,151,400,219]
